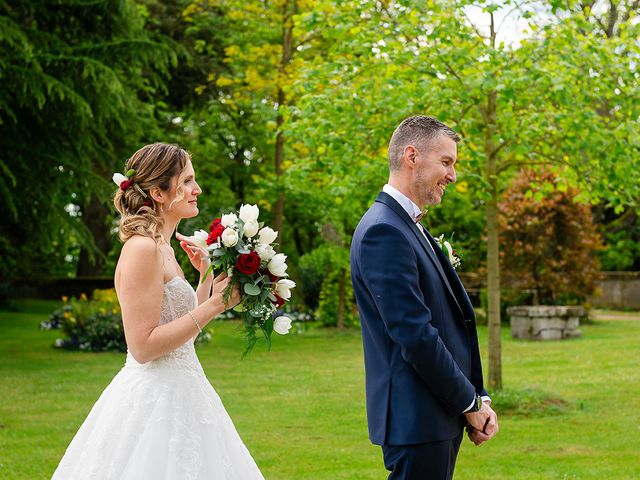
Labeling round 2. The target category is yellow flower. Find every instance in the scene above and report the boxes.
[80,293,88,301]
[455,181,469,193]
[61,296,69,303]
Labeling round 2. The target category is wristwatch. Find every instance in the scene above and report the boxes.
[471,394,482,412]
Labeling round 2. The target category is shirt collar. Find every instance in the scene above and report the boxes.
[382,184,422,222]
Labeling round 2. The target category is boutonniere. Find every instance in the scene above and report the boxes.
[435,234,462,270]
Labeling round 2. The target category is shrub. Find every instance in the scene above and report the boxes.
[299,244,357,328]
[499,170,603,305]
[43,289,211,352]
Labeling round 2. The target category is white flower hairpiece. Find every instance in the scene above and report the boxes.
[112,168,147,198]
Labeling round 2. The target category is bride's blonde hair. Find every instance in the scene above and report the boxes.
[113,143,191,243]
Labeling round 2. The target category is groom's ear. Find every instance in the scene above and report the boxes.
[403,145,418,167]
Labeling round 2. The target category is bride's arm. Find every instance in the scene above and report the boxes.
[116,236,239,364]
[176,232,213,305]
[195,269,214,305]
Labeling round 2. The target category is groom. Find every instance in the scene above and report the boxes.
[350,116,498,479]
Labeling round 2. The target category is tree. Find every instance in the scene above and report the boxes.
[0,0,175,289]
[289,0,639,388]
[183,0,325,248]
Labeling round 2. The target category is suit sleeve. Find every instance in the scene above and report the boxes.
[358,222,476,416]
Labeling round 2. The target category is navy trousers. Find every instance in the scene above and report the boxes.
[381,433,463,480]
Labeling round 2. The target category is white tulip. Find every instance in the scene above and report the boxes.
[255,243,276,261]
[221,227,239,247]
[275,279,296,300]
[112,173,128,187]
[187,229,209,249]
[243,220,259,238]
[443,240,454,258]
[239,204,259,223]
[273,316,292,335]
[268,253,288,277]
[258,227,278,245]
[221,213,238,227]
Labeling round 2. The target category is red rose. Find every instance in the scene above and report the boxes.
[209,218,222,232]
[273,293,285,307]
[120,180,132,191]
[236,251,261,275]
[206,224,225,246]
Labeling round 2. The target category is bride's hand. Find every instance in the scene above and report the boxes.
[176,232,210,276]
[212,273,242,310]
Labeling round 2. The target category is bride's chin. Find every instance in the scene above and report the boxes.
[184,208,198,218]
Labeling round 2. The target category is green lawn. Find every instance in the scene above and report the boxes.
[1,301,639,479]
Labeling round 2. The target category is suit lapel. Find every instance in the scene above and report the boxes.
[375,192,466,320]
[423,229,476,320]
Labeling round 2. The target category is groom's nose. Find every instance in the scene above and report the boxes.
[446,166,456,183]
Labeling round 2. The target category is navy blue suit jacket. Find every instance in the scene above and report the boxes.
[350,192,486,446]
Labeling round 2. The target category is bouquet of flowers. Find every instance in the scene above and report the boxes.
[435,233,462,270]
[188,204,295,355]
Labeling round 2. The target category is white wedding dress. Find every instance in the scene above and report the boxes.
[52,276,264,480]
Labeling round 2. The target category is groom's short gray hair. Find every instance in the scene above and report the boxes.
[388,116,460,171]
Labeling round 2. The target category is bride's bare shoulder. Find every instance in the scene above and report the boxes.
[121,235,158,254]
[117,236,162,275]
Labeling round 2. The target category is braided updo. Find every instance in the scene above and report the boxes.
[113,143,191,243]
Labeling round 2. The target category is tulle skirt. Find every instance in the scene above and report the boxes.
[51,350,264,480]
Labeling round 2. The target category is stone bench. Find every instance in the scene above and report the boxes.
[507,306,583,340]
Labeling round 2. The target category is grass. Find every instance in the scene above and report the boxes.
[1,301,639,479]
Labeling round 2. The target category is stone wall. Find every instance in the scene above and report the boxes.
[590,272,640,310]
[460,271,640,310]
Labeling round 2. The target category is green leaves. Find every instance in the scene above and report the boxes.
[243,283,261,296]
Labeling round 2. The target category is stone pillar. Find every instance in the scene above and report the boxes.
[507,306,583,340]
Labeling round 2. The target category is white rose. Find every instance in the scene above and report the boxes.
[258,227,278,245]
[268,253,288,277]
[221,213,238,227]
[273,316,292,335]
[243,220,259,238]
[256,243,276,261]
[239,204,259,223]
[275,278,296,300]
[187,229,209,249]
[221,227,239,247]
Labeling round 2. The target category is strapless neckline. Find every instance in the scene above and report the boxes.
[164,276,187,287]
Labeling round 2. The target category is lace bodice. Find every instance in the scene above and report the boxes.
[124,276,200,371]
[159,276,198,326]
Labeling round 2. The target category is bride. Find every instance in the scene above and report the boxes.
[52,143,264,479]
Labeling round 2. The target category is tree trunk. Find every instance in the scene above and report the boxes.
[337,268,345,330]
[76,193,111,276]
[485,194,502,390]
[484,11,502,390]
[273,0,296,243]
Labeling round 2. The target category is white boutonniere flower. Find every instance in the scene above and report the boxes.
[435,234,462,270]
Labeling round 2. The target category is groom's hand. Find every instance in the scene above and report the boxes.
[464,404,498,446]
